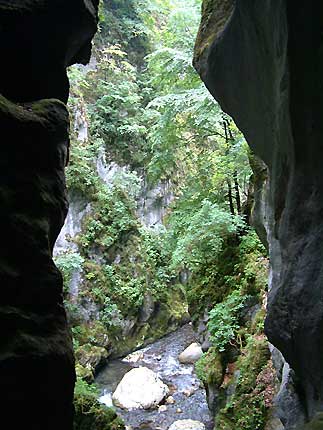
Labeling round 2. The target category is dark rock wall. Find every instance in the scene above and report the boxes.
[194,1,323,427]
[0,2,98,429]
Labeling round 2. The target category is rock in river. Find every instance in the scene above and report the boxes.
[112,366,169,410]
[168,419,205,430]
[178,343,203,364]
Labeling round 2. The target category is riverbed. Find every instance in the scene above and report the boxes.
[96,324,214,430]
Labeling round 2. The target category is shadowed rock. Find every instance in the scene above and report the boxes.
[194,0,323,426]
[0,1,98,429]
[0,0,99,103]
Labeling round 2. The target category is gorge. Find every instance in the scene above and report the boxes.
[1,1,322,430]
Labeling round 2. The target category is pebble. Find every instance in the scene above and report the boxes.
[183,388,196,397]
[166,396,176,404]
[176,408,182,414]
[158,405,168,413]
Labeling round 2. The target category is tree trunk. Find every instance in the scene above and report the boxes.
[233,170,241,214]
[227,179,235,215]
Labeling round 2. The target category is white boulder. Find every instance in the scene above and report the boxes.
[112,366,169,410]
[168,420,205,430]
[178,343,203,364]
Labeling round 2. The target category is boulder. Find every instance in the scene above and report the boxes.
[265,417,284,430]
[112,367,169,410]
[168,420,205,430]
[75,344,108,373]
[178,343,203,364]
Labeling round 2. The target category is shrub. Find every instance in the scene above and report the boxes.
[208,290,249,352]
[74,378,124,430]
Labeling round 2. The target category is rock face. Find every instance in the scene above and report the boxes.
[0,0,99,103]
[194,0,323,426]
[112,367,169,410]
[168,420,205,430]
[178,343,203,364]
[0,2,98,430]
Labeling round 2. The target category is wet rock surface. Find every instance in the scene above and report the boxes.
[112,367,169,410]
[168,419,205,430]
[178,342,203,364]
[96,325,213,430]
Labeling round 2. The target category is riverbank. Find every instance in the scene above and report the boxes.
[96,324,213,430]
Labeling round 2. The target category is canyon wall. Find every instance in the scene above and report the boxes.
[0,2,98,429]
[194,1,323,427]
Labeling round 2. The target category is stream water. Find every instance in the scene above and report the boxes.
[96,324,214,430]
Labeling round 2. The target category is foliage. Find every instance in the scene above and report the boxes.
[195,347,223,386]
[168,200,244,273]
[55,252,84,293]
[74,377,99,399]
[141,0,252,208]
[88,45,148,167]
[66,138,100,196]
[78,225,175,317]
[99,297,123,328]
[238,230,268,297]
[207,290,249,352]
[78,184,139,252]
[96,0,150,63]
[74,378,125,430]
[216,336,273,430]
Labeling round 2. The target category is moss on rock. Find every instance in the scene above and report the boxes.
[75,364,94,383]
[74,393,124,430]
[75,344,109,373]
[216,335,273,430]
[194,0,235,75]
[195,347,224,387]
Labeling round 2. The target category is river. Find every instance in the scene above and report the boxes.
[95,324,214,430]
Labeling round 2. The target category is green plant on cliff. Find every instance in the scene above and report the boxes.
[74,378,125,430]
[77,181,139,252]
[193,229,269,428]
[215,336,274,430]
[55,252,84,293]
[208,290,249,352]
[195,347,224,387]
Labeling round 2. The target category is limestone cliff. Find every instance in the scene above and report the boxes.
[0,2,98,430]
[194,1,323,427]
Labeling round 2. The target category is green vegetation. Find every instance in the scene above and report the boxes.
[195,347,224,387]
[194,230,270,429]
[74,378,125,430]
[215,335,274,430]
[55,252,84,294]
[55,0,272,428]
[208,290,249,352]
